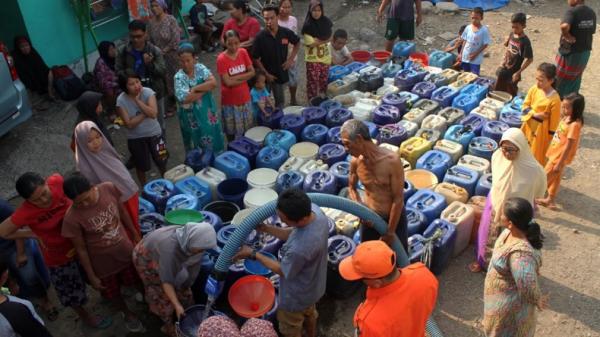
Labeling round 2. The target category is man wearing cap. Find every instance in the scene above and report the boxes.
[339,240,438,337]
[233,188,329,337]
[341,119,408,249]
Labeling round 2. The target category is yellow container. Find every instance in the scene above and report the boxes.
[327,73,359,97]
[434,182,469,204]
[457,154,490,175]
[434,139,463,164]
[440,68,459,83]
[449,72,478,90]
[400,136,433,168]
[164,164,194,183]
[405,169,438,190]
[441,201,475,256]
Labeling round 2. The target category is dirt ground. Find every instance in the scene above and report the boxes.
[0,0,599,336]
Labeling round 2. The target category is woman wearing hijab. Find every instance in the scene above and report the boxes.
[301,0,333,100]
[197,316,278,337]
[132,222,217,337]
[73,120,140,234]
[12,36,54,99]
[93,41,120,119]
[470,128,547,272]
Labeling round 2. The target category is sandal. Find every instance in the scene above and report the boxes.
[85,315,113,329]
[468,261,482,273]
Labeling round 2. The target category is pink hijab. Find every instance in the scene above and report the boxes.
[74,121,138,202]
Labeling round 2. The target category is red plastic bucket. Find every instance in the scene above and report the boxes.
[351,50,371,63]
[409,52,429,66]
[228,275,275,318]
[372,50,391,63]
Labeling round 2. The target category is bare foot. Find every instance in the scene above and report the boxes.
[469,261,482,273]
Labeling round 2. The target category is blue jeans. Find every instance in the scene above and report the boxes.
[461,62,481,75]
[4,239,50,299]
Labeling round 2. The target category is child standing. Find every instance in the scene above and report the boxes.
[250,70,276,124]
[537,93,584,210]
[330,29,353,66]
[459,7,491,75]
[278,0,299,105]
[302,0,333,100]
[495,13,533,96]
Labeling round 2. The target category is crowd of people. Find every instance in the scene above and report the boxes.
[0,0,595,336]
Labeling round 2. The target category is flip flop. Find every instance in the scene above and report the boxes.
[85,315,113,329]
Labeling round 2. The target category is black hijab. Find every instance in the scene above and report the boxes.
[98,41,116,70]
[301,0,332,40]
[76,91,114,145]
[12,36,50,94]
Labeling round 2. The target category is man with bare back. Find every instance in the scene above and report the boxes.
[341,120,408,250]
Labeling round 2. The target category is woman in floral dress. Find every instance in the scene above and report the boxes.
[483,197,548,337]
[174,43,226,153]
[148,0,180,103]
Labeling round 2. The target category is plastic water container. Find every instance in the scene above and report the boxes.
[510,95,525,110]
[479,97,504,112]
[318,143,347,166]
[398,120,419,137]
[381,62,403,78]
[437,107,465,125]
[299,159,329,176]
[434,139,463,164]
[203,201,240,227]
[482,120,509,143]
[358,65,380,75]
[473,76,496,89]
[405,207,427,237]
[452,93,479,114]
[404,180,416,200]
[379,143,399,153]
[423,219,457,275]
[431,86,459,107]
[139,197,155,215]
[416,128,442,144]
[377,123,408,146]
[408,234,426,263]
[303,170,338,194]
[406,190,447,223]
[328,65,351,82]
[468,136,498,160]
[327,73,360,97]
[214,151,251,180]
[217,224,257,248]
[457,154,490,176]
[243,188,278,209]
[441,201,475,256]
[247,168,278,190]
[326,108,353,128]
[301,124,329,145]
[444,124,476,151]
[143,179,175,214]
[373,104,402,125]
[475,173,493,196]
[392,41,416,58]
[256,146,289,170]
[195,167,226,201]
[400,136,433,167]
[165,194,199,213]
[283,106,303,116]
[327,235,360,298]
[200,211,223,232]
[376,83,400,96]
[319,100,343,113]
[217,178,249,208]
[424,72,448,87]
[139,212,164,237]
[444,165,480,196]
[264,130,296,152]
[396,68,428,91]
[327,126,342,144]
[428,50,455,69]
[434,182,469,204]
[164,164,194,183]
[276,170,304,193]
[488,90,513,104]
[289,142,319,161]
[416,150,453,181]
[364,121,379,139]
[347,61,368,73]
[175,176,212,210]
[278,156,306,173]
[421,115,448,134]
[330,161,350,190]
[413,99,441,116]
[258,107,283,129]
[468,196,487,243]
[357,67,384,92]
[349,98,378,121]
[471,106,498,121]
[450,72,478,90]
[381,93,407,113]
[403,107,430,125]
[184,149,213,173]
[499,105,523,128]
[280,114,307,138]
[411,81,437,99]
[460,83,488,102]
[440,68,460,83]
[228,137,261,166]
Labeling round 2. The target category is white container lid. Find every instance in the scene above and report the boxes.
[245,126,272,144]
[231,208,255,226]
[289,142,319,160]
[243,188,278,209]
[247,168,278,188]
[283,106,304,115]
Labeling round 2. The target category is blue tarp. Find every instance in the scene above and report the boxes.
[432,0,510,11]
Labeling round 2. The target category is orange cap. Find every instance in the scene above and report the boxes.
[339,240,396,281]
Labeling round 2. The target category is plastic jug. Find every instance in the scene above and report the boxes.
[408,234,426,263]
[164,164,194,183]
[328,65,351,82]
[228,137,261,166]
[358,65,380,75]
[301,124,329,145]
[195,167,227,200]
[406,189,447,223]
[411,81,437,99]
[264,130,297,152]
[379,143,399,153]
[139,212,164,237]
[444,124,476,151]
[215,151,251,179]
[479,97,504,112]
[443,165,480,197]
[372,104,402,126]
[400,136,433,167]
[175,176,212,210]
[468,196,487,243]
[377,123,408,146]
[434,139,464,164]
[457,154,490,176]
[299,159,329,176]
[376,83,400,96]
[278,156,306,173]
[421,114,448,134]
[381,92,409,113]
[326,108,353,127]
[403,107,430,125]
[416,128,442,144]
[139,197,155,215]
[143,179,175,214]
[327,126,342,144]
[471,106,498,121]
[452,93,479,114]
[280,114,307,138]
[406,207,427,236]
[303,170,338,194]
[217,224,257,248]
[404,179,416,200]
[392,41,416,58]
[319,99,343,113]
[499,105,523,128]
[434,182,469,204]
[247,168,278,190]
[364,121,379,139]
[184,148,213,173]
[482,120,509,143]
[243,188,278,209]
[258,107,283,129]
[330,161,350,190]
[165,194,199,213]
[349,98,378,121]
[256,146,289,170]
[431,86,459,108]
[318,143,347,166]
[428,50,456,69]
[327,235,361,298]
[468,136,498,160]
[488,90,513,103]
[289,142,319,161]
[381,62,403,78]
[475,173,493,197]
[394,68,428,91]
[441,201,475,256]
[357,67,384,92]
[413,99,441,116]
[327,73,360,97]
[200,211,223,232]
[276,170,304,193]
[460,83,489,102]
[437,106,465,125]
[449,72,478,90]
[283,106,304,115]
[440,68,460,83]
[203,200,240,227]
[424,72,448,87]
[398,120,419,137]
[423,219,457,275]
[415,150,453,181]
[347,61,368,73]
[473,76,496,89]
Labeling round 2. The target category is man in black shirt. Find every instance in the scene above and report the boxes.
[556,0,596,97]
[252,5,300,108]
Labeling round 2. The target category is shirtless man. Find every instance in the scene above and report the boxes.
[341,120,408,250]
